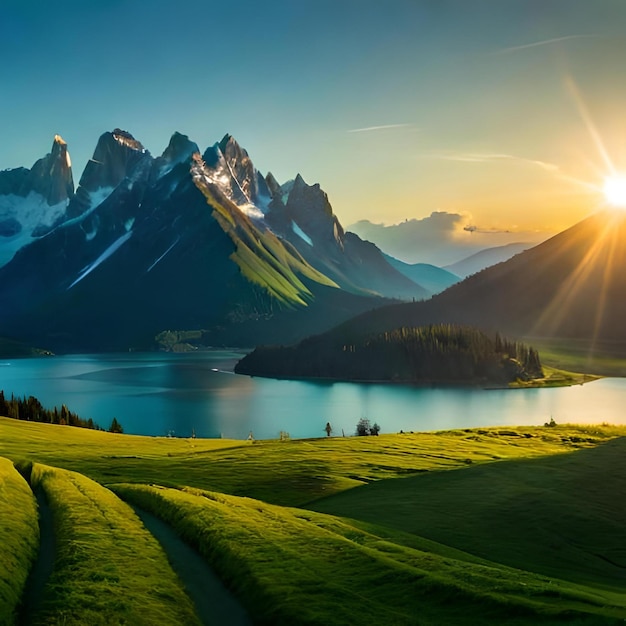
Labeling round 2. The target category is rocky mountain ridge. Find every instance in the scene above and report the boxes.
[0,129,429,351]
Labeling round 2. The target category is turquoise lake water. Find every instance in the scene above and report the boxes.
[1,351,625,439]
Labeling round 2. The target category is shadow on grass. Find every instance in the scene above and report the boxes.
[310,437,626,590]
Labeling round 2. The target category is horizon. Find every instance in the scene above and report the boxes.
[3,1,626,241]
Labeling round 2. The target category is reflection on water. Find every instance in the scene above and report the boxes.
[1,352,625,439]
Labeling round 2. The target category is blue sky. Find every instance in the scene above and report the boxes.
[2,0,626,234]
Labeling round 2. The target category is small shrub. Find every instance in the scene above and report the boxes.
[356,419,380,436]
[356,418,371,436]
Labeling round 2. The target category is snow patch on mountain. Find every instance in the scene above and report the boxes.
[292,220,313,246]
[67,231,133,290]
[146,236,180,273]
[81,217,99,242]
[85,186,115,212]
[0,192,69,266]
[239,203,265,220]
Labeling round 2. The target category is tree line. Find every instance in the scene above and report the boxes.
[0,391,123,432]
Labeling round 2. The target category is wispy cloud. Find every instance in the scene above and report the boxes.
[496,34,602,55]
[431,152,560,173]
[347,123,416,134]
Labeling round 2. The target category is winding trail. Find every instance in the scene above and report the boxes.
[133,507,252,626]
[18,488,56,626]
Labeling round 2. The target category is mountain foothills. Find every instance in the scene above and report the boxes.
[0,131,429,352]
[311,211,626,352]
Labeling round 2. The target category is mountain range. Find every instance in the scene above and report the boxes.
[307,210,626,350]
[2,128,616,356]
[0,130,430,352]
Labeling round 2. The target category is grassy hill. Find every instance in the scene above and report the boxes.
[1,416,625,624]
[311,436,626,591]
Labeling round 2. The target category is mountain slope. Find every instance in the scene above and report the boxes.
[265,174,429,300]
[298,211,626,350]
[0,131,392,351]
[0,135,74,267]
[444,242,531,277]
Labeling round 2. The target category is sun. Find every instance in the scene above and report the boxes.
[603,175,626,208]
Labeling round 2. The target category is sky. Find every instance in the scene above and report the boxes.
[2,0,626,241]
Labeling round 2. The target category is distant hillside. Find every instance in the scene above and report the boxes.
[235,324,543,385]
[384,254,460,295]
[0,337,46,358]
[315,211,626,350]
[444,242,531,277]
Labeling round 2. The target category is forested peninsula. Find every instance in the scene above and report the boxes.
[235,324,544,385]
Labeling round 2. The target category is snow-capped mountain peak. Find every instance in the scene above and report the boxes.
[0,135,76,266]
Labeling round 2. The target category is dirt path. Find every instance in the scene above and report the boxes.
[18,488,56,626]
[134,507,252,626]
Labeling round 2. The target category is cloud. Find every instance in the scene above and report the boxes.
[496,34,602,55]
[349,212,550,265]
[430,151,560,173]
[347,123,416,134]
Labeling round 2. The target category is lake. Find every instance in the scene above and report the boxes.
[1,351,625,439]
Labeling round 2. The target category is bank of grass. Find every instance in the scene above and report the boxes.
[26,463,200,626]
[0,457,38,625]
[111,483,625,625]
[311,434,626,593]
[531,338,626,376]
[2,418,626,624]
[508,365,600,388]
[1,417,622,507]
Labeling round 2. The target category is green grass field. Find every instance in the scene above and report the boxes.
[0,457,38,625]
[0,417,618,507]
[311,436,626,592]
[111,483,624,625]
[1,416,625,624]
[509,364,600,388]
[25,462,200,625]
[530,338,626,377]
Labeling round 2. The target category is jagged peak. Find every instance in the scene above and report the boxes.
[111,128,146,152]
[218,133,239,153]
[151,132,200,180]
[160,132,199,161]
[48,134,72,169]
[265,172,282,197]
[218,133,252,164]
[292,173,323,192]
[17,135,75,206]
